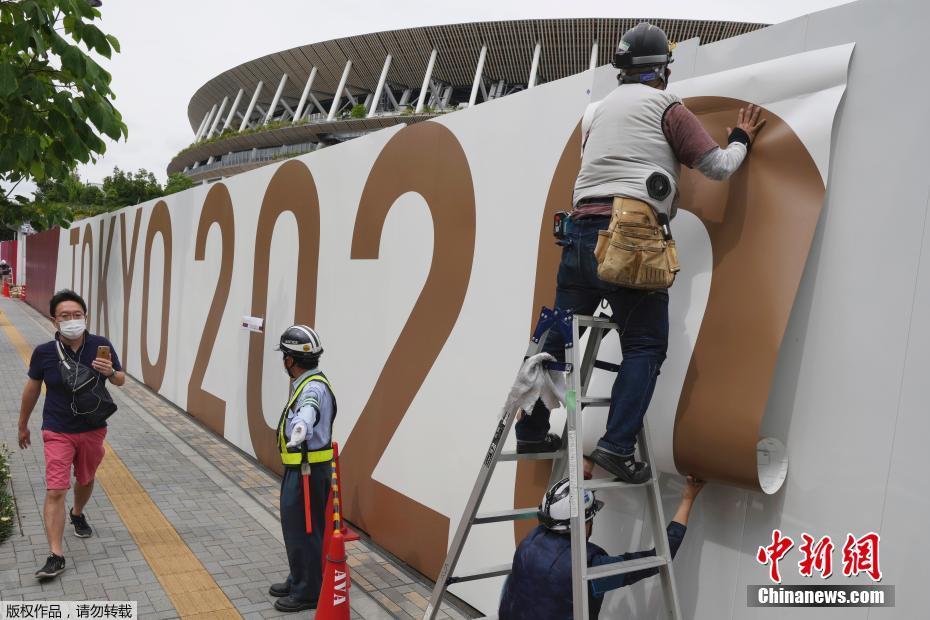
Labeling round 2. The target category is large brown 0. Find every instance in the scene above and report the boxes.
[140,201,173,392]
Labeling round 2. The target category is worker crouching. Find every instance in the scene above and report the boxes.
[269,325,337,612]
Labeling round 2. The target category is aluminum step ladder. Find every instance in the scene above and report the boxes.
[424,307,682,620]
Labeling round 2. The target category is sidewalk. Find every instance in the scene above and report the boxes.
[0,297,474,620]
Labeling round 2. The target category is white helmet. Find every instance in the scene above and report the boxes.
[537,478,604,533]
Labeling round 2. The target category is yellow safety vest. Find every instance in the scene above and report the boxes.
[277,374,334,468]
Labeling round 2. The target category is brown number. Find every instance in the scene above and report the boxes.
[119,209,142,367]
[187,184,235,435]
[340,122,477,580]
[513,123,582,544]
[140,201,173,392]
[245,160,321,474]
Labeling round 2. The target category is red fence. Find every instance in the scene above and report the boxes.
[24,228,60,317]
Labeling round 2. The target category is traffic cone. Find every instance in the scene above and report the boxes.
[1,279,9,298]
[315,529,351,619]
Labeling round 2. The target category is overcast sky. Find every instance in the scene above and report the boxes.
[9,0,857,197]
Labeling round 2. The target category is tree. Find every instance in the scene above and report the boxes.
[101,166,161,208]
[164,172,193,196]
[0,0,127,226]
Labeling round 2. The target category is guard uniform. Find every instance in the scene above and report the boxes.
[277,368,337,606]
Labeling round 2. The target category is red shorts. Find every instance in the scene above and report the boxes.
[42,428,107,490]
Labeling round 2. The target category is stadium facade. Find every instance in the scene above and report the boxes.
[170,18,767,183]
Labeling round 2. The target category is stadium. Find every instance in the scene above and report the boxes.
[168,18,766,183]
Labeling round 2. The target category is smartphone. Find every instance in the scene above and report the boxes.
[97,345,111,361]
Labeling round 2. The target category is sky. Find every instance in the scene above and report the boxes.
[6,0,857,198]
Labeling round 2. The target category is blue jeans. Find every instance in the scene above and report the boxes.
[515,216,669,456]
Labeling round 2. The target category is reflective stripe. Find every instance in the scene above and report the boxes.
[277,374,335,466]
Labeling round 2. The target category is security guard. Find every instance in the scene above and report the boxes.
[268,325,337,612]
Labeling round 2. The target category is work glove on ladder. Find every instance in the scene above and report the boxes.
[500,352,567,419]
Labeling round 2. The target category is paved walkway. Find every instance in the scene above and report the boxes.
[0,297,475,619]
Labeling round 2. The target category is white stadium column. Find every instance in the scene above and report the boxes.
[207,96,228,138]
[239,81,264,132]
[415,49,437,114]
[293,67,318,123]
[368,54,392,118]
[264,73,289,125]
[528,41,541,88]
[468,44,488,107]
[223,88,244,131]
[197,104,218,142]
[327,60,352,121]
[193,110,211,141]
[589,40,599,70]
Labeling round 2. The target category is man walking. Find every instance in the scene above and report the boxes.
[18,289,124,579]
[269,325,337,612]
[516,22,765,483]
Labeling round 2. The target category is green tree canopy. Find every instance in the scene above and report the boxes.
[0,0,127,227]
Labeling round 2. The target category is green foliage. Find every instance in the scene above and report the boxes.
[2,166,193,231]
[0,0,128,194]
[349,103,367,119]
[163,172,193,196]
[0,444,15,543]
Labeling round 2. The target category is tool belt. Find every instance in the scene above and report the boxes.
[594,197,680,290]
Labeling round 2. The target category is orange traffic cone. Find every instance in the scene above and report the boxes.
[316,527,351,618]
[1,279,9,298]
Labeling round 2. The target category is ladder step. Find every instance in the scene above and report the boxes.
[474,508,538,524]
[579,396,611,406]
[593,359,621,373]
[575,316,619,330]
[447,562,512,585]
[583,556,669,581]
[585,478,649,491]
[499,451,561,461]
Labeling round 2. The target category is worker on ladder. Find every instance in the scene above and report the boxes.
[499,476,705,619]
[516,21,765,482]
[269,325,337,613]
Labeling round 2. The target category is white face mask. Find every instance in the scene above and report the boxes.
[58,319,86,339]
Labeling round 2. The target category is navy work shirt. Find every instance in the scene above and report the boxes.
[27,332,122,434]
[499,521,687,620]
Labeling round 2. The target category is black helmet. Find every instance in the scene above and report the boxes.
[275,324,323,364]
[537,478,604,533]
[613,22,674,72]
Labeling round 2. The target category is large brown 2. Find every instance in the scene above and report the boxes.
[140,201,173,392]
[340,122,476,580]
[245,160,321,475]
[187,184,236,436]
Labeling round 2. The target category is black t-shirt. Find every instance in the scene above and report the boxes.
[27,332,122,434]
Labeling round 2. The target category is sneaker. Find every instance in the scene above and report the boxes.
[69,508,92,538]
[268,582,290,597]
[516,433,562,454]
[589,447,651,484]
[35,554,66,579]
[273,595,316,612]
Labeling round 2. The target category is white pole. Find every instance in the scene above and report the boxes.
[264,73,289,125]
[468,45,487,107]
[589,40,599,71]
[367,54,392,118]
[328,60,352,121]
[293,67,317,123]
[239,81,264,132]
[223,88,244,130]
[415,49,437,114]
[197,104,217,142]
[528,42,541,88]
[207,96,228,138]
[193,111,211,141]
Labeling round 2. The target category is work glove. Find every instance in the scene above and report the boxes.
[286,422,308,448]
